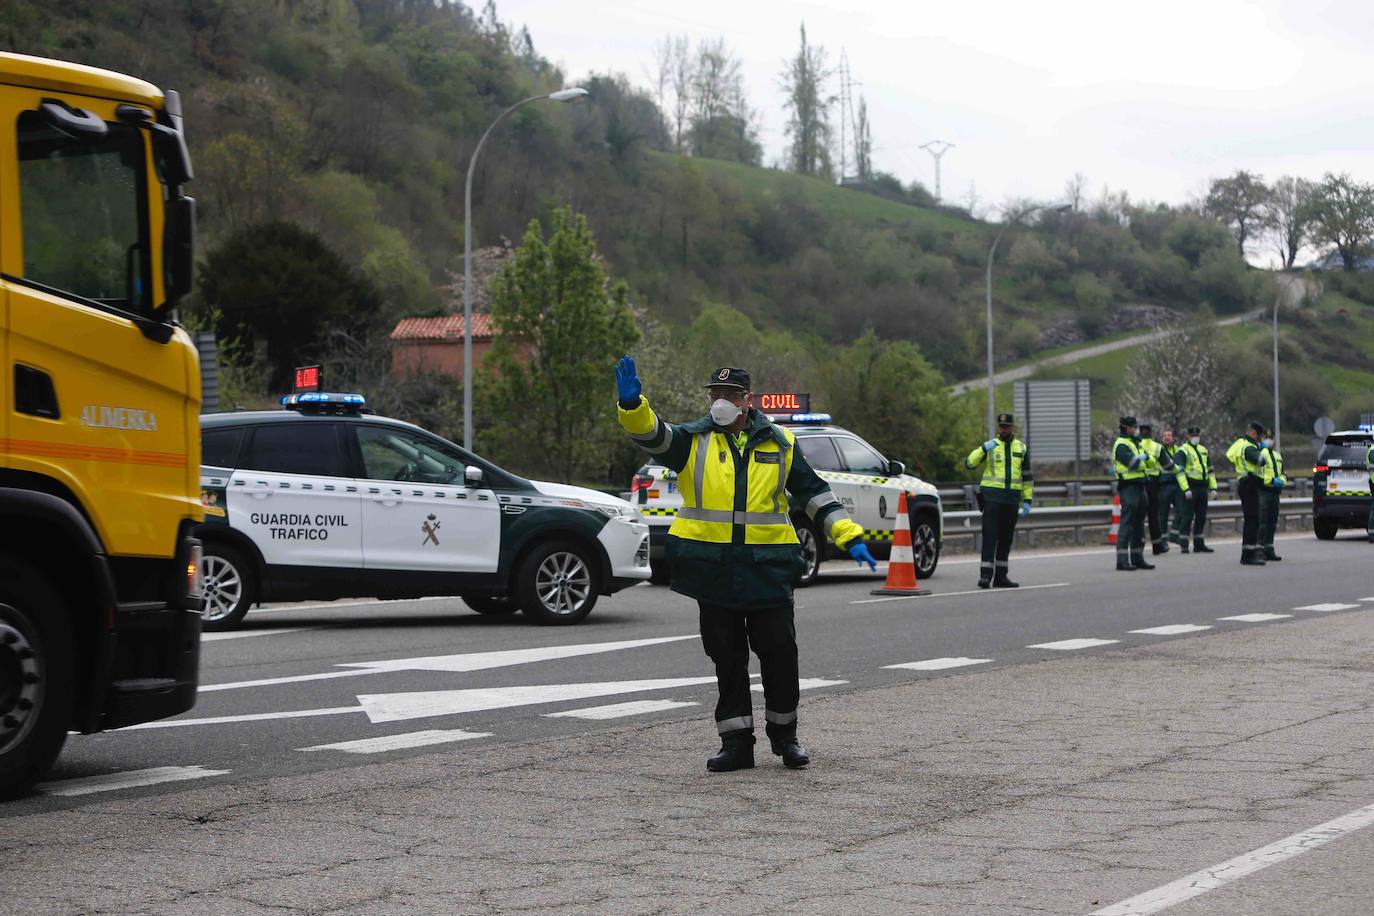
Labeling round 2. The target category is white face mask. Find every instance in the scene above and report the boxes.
[709,398,742,426]
[1190,437,1200,445]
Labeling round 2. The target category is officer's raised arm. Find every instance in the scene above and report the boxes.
[615,355,693,472]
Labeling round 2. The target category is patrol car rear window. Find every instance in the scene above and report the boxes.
[201,428,244,468]
[835,437,887,475]
[242,424,346,477]
[1319,441,1371,465]
[798,436,842,472]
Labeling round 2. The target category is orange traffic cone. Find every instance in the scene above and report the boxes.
[870,491,930,596]
[1106,493,1121,545]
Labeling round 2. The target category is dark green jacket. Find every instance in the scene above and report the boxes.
[623,401,859,610]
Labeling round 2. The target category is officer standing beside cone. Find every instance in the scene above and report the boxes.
[1227,420,1268,566]
[614,356,877,773]
[1173,426,1217,553]
[964,412,1033,589]
[1113,416,1154,571]
[1257,428,1286,562]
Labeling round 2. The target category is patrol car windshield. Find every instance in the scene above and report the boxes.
[358,426,467,484]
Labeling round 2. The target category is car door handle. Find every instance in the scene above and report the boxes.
[250,482,272,499]
[372,496,404,507]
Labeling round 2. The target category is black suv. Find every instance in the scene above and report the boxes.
[1312,430,1373,540]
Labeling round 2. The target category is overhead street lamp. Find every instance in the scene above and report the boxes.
[461,87,589,451]
[983,202,1072,435]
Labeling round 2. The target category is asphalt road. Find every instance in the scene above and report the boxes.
[16,530,1371,806]
[8,527,1374,911]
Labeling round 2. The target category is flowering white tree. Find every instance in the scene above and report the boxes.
[1118,322,1233,436]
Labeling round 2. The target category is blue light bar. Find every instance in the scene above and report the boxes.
[280,392,367,407]
[789,412,832,424]
[1360,423,1374,432]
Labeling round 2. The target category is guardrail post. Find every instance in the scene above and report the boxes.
[1068,481,1084,545]
[962,484,977,511]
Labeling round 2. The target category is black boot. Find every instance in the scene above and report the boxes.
[977,577,991,589]
[1264,547,1282,561]
[1132,554,1156,570]
[1168,532,1183,546]
[1152,542,1169,555]
[707,729,755,772]
[1179,540,1190,554]
[1240,549,1266,566]
[768,730,810,769]
[1194,540,1214,553]
[992,574,1019,588]
[1116,557,1135,571]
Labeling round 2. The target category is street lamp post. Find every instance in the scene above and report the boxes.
[983,203,1072,435]
[1272,289,1282,449]
[462,87,588,451]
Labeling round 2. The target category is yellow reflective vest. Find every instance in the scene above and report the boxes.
[965,437,1033,505]
[1113,436,1147,482]
[1226,436,1263,480]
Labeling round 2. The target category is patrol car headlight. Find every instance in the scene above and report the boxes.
[595,504,640,519]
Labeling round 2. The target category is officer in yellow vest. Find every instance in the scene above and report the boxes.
[1172,426,1217,554]
[1257,428,1286,562]
[1113,416,1153,571]
[964,412,1033,588]
[615,357,875,773]
[1226,420,1268,566]
[1139,423,1187,555]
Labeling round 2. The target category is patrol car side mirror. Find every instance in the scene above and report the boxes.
[464,465,484,487]
[887,459,905,477]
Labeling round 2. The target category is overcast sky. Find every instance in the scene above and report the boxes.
[501,0,1372,262]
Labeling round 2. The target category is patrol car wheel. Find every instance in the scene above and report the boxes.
[516,541,599,626]
[463,595,519,616]
[200,545,256,632]
[1314,518,1338,540]
[0,559,73,799]
[911,513,941,579]
[795,518,822,587]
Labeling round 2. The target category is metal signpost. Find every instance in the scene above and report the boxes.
[1013,379,1092,479]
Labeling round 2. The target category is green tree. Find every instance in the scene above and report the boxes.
[479,207,639,483]
[1308,172,1374,271]
[1204,170,1274,259]
[197,221,384,391]
[1265,175,1317,269]
[780,23,833,178]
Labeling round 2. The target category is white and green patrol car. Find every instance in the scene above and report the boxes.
[196,393,650,630]
[633,413,942,584]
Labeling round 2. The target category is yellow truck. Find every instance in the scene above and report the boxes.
[0,52,202,796]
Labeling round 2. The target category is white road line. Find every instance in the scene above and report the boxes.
[545,699,697,720]
[37,766,230,796]
[1027,638,1119,651]
[200,634,699,692]
[1092,799,1374,915]
[851,582,1070,605]
[884,657,993,672]
[299,729,491,754]
[1219,613,1293,623]
[1360,597,1374,603]
[1129,624,1213,636]
[201,627,312,643]
[751,678,848,692]
[1293,603,1360,612]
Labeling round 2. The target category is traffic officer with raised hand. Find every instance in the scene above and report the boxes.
[614,356,876,773]
[1257,428,1286,562]
[964,413,1033,589]
[1173,426,1217,553]
[1226,420,1268,566]
[1113,416,1154,571]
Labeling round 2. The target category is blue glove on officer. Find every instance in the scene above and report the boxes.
[615,354,641,404]
[1275,475,1286,488]
[849,541,877,571]
[1020,500,1031,518]
[983,439,998,452]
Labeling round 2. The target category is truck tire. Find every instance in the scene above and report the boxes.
[200,543,257,631]
[910,510,942,579]
[515,540,599,626]
[463,595,519,616]
[1314,518,1338,541]
[0,557,74,799]
[794,516,822,587]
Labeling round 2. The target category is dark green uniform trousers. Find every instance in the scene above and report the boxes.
[1116,482,1147,567]
[1258,488,1281,549]
[1158,479,1181,539]
[1176,482,1209,543]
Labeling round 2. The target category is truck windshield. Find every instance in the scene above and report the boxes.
[16,110,151,315]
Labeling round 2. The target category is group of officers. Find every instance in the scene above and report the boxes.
[968,414,1289,584]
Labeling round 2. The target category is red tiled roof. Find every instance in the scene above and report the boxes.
[390,314,495,341]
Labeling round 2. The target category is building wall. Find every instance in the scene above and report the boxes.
[391,339,493,380]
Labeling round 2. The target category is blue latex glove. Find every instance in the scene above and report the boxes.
[1275,475,1286,488]
[1020,500,1031,518]
[848,542,877,571]
[615,354,641,403]
[982,439,998,452]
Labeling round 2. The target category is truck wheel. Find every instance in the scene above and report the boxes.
[464,595,519,616]
[201,544,257,632]
[515,540,599,626]
[911,511,942,579]
[0,557,74,799]
[1314,518,1338,541]
[794,516,822,587]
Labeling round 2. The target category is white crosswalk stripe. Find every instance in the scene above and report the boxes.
[1220,613,1292,623]
[545,699,697,720]
[1130,624,1213,636]
[299,729,491,754]
[1027,638,1119,651]
[1293,603,1360,612]
[37,766,229,797]
[884,657,993,671]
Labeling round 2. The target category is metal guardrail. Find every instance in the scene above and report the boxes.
[935,478,1316,510]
